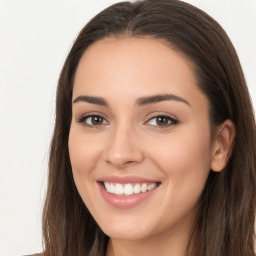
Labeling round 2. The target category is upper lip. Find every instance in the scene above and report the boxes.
[97,175,159,184]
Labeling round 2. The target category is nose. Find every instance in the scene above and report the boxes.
[103,123,144,169]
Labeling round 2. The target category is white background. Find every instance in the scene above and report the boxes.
[0,0,255,255]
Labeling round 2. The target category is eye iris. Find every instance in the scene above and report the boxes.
[91,116,103,125]
[156,116,169,125]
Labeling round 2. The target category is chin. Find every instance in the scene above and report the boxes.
[104,229,150,241]
[99,219,153,241]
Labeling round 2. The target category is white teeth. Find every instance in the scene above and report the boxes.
[123,184,133,195]
[148,183,156,190]
[103,182,157,196]
[141,183,147,192]
[110,183,115,193]
[134,184,141,194]
[115,184,123,195]
[105,182,110,191]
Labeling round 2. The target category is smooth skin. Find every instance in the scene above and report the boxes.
[68,37,235,256]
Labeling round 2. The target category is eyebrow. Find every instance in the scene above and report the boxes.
[73,95,108,106]
[72,94,190,107]
[135,94,190,107]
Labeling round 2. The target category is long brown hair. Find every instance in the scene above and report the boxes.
[42,0,256,255]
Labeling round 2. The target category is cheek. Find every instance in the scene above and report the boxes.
[68,127,101,174]
[147,125,212,206]
[149,127,211,169]
[68,126,104,205]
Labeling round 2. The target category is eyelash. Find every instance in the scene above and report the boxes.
[77,114,108,128]
[145,114,178,128]
[77,114,179,129]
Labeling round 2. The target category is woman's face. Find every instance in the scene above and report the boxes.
[69,37,215,241]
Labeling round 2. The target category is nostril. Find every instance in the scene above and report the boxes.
[123,161,137,166]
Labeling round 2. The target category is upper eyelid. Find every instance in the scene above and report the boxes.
[145,115,178,125]
[78,115,109,123]
[76,113,178,128]
[74,111,179,122]
[145,112,178,121]
[147,115,176,121]
[76,114,109,128]
[76,112,176,120]
[76,112,109,121]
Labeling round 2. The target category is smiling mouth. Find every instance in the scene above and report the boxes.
[100,182,161,196]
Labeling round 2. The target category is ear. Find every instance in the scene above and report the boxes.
[210,119,236,172]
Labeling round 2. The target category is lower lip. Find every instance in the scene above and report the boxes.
[98,182,159,209]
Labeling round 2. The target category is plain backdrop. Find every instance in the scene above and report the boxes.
[0,0,255,255]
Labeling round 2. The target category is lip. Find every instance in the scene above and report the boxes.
[97,175,161,209]
[97,175,159,184]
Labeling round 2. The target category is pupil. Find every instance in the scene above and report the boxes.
[92,116,102,125]
[157,116,168,125]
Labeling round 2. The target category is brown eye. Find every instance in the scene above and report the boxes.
[146,115,178,128]
[77,115,108,127]
[156,116,169,126]
[91,116,104,125]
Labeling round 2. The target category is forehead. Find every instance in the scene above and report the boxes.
[75,37,196,87]
[73,37,208,112]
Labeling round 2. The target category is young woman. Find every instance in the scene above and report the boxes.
[40,0,256,255]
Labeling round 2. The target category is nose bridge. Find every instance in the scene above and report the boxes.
[104,119,144,168]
